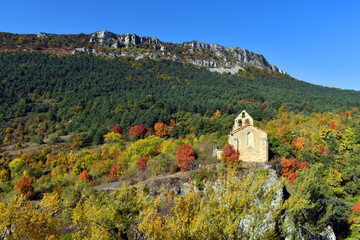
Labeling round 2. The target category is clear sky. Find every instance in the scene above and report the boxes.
[1,0,360,90]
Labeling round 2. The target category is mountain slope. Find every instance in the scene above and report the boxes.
[0,30,286,74]
[1,52,359,140]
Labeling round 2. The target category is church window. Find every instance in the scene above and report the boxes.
[247,131,254,148]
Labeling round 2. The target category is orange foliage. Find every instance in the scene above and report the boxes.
[330,121,337,130]
[109,163,120,180]
[222,144,240,167]
[129,124,147,138]
[292,138,305,151]
[167,120,175,134]
[315,145,331,156]
[136,156,149,170]
[353,202,360,212]
[154,122,166,137]
[281,157,308,183]
[176,144,195,172]
[16,176,35,198]
[78,170,93,183]
[146,128,153,136]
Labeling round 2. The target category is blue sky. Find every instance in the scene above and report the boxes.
[1,0,360,90]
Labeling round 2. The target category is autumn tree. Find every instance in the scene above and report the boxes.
[283,163,350,238]
[78,170,93,183]
[222,144,240,167]
[72,183,144,240]
[139,169,283,239]
[109,163,120,180]
[16,175,35,198]
[103,132,123,143]
[129,124,147,139]
[176,144,195,172]
[113,124,121,133]
[136,156,149,170]
[72,134,84,149]
[154,122,166,137]
[280,157,308,183]
[0,192,61,239]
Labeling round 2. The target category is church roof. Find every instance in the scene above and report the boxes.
[229,124,268,135]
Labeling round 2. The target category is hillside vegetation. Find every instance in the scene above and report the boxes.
[1,45,360,239]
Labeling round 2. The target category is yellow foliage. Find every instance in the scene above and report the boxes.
[139,168,283,239]
[103,132,123,143]
[0,193,61,239]
[0,169,9,183]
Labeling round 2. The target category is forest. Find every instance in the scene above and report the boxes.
[1,52,360,239]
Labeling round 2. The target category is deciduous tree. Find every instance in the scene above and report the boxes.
[176,144,195,172]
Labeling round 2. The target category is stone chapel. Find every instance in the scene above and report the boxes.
[228,110,268,163]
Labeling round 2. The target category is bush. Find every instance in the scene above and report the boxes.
[49,135,62,144]
[147,153,174,175]
[78,170,93,183]
[136,156,149,170]
[176,144,195,172]
[31,136,44,144]
[16,176,35,198]
[9,158,24,176]
[34,167,43,179]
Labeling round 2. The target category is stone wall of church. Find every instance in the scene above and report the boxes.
[228,126,268,163]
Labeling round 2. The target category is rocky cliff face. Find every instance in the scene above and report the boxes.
[84,30,286,75]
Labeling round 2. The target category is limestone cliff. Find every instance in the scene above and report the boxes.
[85,30,286,74]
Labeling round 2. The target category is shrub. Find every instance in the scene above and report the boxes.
[129,124,147,139]
[176,144,195,172]
[9,157,24,175]
[0,169,10,183]
[109,163,120,180]
[16,176,35,198]
[49,135,62,144]
[147,153,174,175]
[34,167,43,179]
[113,124,121,134]
[104,132,123,143]
[31,136,44,144]
[222,144,240,167]
[136,156,149,170]
[78,170,93,184]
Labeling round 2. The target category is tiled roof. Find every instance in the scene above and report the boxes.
[229,124,268,135]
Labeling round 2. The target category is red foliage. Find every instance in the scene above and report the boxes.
[78,170,93,183]
[109,163,120,180]
[176,144,195,172]
[345,110,352,117]
[260,104,267,111]
[129,124,147,139]
[136,156,149,170]
[330,121,337,130]
[112,124,121,134]
[315,145,330,156]
[222,144,240,167]
[353,202,360,212]
[167,120,175,134]
[299,161,309,170]
[16,176,35,198]
[281,157,308,183]
[146,128,153,136]
[154,122,166,137]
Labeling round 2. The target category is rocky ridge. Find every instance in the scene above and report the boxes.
[0,30,286,75]
[82,30,286,74]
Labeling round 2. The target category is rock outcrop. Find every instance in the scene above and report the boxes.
[86,30,287,74]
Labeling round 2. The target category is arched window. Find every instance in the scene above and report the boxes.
[247,131,254,148]
[245,119,250,125]
[242,112,246,118]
